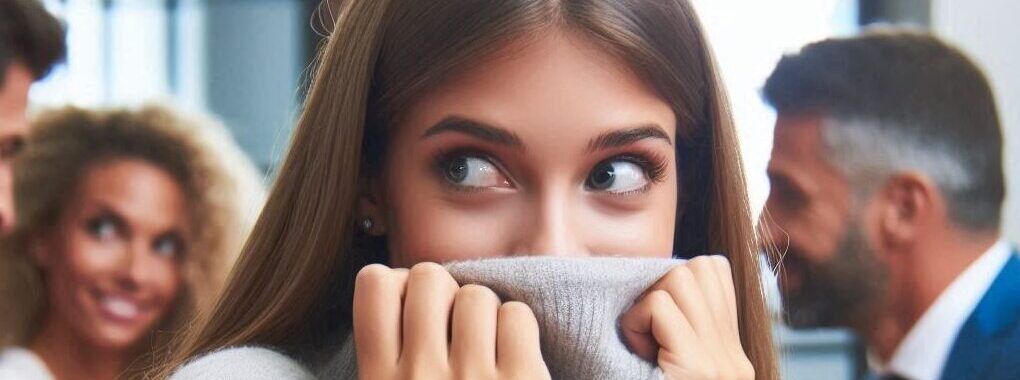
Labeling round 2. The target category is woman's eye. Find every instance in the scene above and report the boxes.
[441,155,511,189]
[87,217,118,240]
[586,160,649,194]
[153,236,183,259]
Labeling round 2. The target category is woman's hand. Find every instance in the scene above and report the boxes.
[353,262,551,380]
[621,256,755,380]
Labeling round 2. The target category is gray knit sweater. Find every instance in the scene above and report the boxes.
[173,257,683,380]
[320,256,680,379]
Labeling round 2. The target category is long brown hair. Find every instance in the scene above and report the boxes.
[0,105,264,378]
[164,0,777,377]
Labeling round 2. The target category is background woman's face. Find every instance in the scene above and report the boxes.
[35,159,187,350]
[377,30,679,267]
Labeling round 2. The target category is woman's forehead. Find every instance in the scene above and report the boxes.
[395,30,676,149]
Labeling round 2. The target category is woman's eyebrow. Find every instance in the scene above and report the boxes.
[586,125,673,153]
[420,117,524,149]
[421,117,671,152]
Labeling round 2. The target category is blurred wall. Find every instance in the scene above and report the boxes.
[204,0,306,170]
[30,0,310,172]
[859,0,930,26]
[933,0,1020,242]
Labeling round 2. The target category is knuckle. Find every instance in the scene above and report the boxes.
[457,284,499,304]
[499,301,536,320]
[409,262,455,284]
[673,264,696,279]
[355,264,392,287]
[688,255,716,273]
[647,289,674,307]
[662,265,695,288]
[357,263,390,278]
[644,291,677,320]
[689,254,714,265]
[712,255,733,273]
[714,254,738,279]
[410,261,446,276]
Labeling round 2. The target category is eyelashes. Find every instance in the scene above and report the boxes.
[586,153,670,196]
[612,153,669,184]
[431,147,670,194]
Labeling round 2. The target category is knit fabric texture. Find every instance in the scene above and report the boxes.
[320,256,683,379]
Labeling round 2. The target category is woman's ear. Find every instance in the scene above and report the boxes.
[875,172,938,250]
[357,178,388,236]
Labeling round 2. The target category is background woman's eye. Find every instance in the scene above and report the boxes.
[153,236,183,259]
[441,155,511,189]
[86,217,119,241]
[586,160,649,193]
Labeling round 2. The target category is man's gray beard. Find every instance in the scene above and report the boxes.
[784,220,889,329]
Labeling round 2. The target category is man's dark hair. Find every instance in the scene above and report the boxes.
[0,0,65,85]
[763,29,1004,231]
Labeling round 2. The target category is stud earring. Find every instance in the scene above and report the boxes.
[360,218,374,232]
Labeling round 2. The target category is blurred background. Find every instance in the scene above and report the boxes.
[24,1,1020,379]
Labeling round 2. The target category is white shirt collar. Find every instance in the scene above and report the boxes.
[882,239,1013,380]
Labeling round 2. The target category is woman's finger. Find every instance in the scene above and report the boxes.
[651,263,730,366]
[620,289,698,361]
[652,264,720,339]
[689,256,741,353]
[400,262,459,366]
[688,257,732,338]
[711,256,743,350]
[450,284,500,376]
[353,264,407,371]
[712,255,756,380]
[496,301,547,376]
[690,256,747,375]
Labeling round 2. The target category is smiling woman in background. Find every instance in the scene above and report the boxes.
[0,106,264,380]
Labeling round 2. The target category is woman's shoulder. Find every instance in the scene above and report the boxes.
[0,347,54,380]
[169,346,314,380]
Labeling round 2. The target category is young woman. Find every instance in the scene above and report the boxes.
[166,0,777,378]
[0,106,265,380]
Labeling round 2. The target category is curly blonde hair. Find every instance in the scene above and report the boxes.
[0,105,265,376]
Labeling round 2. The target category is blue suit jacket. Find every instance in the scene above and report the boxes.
[939,252,1020,380]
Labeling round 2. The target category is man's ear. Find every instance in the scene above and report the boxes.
[357,177,388,236]
[874,172,939,250]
